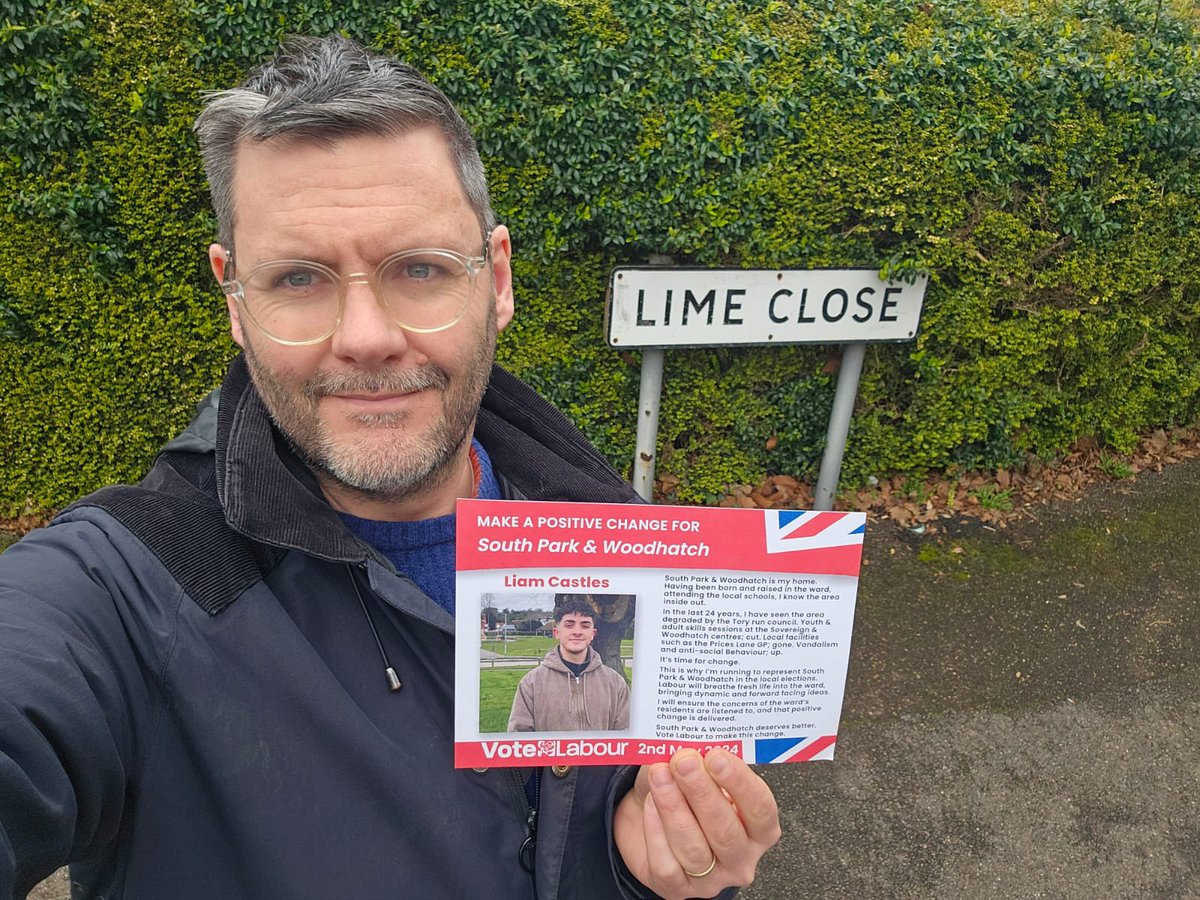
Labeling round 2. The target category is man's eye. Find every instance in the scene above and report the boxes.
[273,269,317,289]
[404,263,435,279]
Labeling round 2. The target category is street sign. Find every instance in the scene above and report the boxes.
[607,267,926,349]
[609,265,928,508]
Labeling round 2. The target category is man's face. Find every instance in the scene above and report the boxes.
[208,128,513,516]
[554,613,597,663]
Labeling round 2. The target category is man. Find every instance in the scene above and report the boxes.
[0,36,779,900]
[508,597,631,732]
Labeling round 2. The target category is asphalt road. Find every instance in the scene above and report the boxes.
[26,457,1200,899]
[747,457,1200,899]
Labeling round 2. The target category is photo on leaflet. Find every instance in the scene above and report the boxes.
[479,592,635,734]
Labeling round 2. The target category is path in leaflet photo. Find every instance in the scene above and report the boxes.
[26,455,1200,899]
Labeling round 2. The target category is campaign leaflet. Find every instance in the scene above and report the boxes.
[454,499,864,768]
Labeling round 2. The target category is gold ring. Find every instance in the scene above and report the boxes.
[684,855,717,878]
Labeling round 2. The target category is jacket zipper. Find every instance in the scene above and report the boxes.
[347,564,403,692]
[518,768,539,876]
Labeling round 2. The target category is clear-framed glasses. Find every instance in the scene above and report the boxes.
[220,237,492,346]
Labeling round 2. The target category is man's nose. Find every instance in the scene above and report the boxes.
[330,278,408,365]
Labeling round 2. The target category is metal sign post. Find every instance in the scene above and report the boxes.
[632,348,665,499]
[606,267,927,508]
[813,342,866,510]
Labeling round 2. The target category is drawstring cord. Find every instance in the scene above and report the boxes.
[348,564,403,692]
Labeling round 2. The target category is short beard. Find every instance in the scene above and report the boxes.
[243,308,497,505]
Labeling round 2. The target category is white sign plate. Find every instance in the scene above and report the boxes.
[606,267,927,348]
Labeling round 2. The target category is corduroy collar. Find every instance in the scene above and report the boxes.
[214,355,365,563]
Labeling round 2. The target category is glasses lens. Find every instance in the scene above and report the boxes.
[378,251,476,331]
[240,262,340,343]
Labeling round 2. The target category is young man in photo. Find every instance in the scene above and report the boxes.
[508,598,631,732]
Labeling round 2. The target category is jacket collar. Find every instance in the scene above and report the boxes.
[213,354,639,560]
[215,355,365,562]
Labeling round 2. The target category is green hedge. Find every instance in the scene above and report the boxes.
[1,0,1198,515]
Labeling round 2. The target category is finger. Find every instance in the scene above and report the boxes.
[646,755,719,875]
[641,793,692,895]
[668,749,749,860]
[631,763,654,803]
[704,748,782,847]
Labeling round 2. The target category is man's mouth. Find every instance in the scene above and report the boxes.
[305,365,449,403]
[334,390,420,403]
[327,390,424,415]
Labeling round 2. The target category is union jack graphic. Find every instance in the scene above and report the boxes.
[754,735,837,763]
[763,510,865,555]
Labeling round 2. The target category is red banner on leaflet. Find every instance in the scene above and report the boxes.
[457,500,864,576]
[455,738,742,768]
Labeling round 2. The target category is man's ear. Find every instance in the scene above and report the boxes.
[209,243,245,348]
[488,225,514,333]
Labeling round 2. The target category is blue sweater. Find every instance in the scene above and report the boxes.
[339,439,500,615]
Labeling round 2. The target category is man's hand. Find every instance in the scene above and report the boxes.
[614,748,781,899]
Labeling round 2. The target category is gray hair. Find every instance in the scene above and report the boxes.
[194,35,495,250]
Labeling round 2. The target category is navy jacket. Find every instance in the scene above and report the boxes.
[0,355,658,899]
